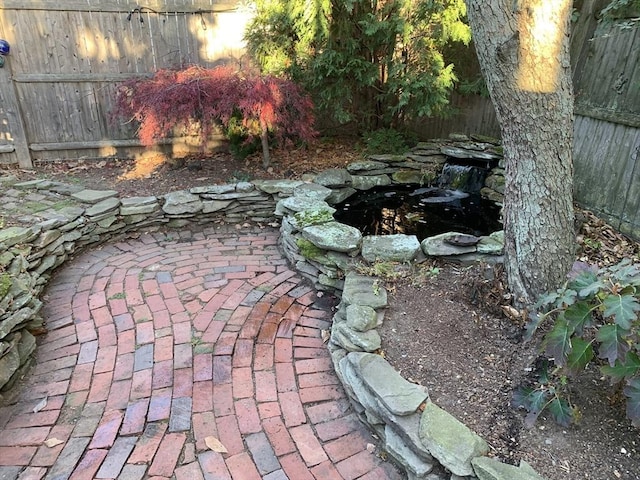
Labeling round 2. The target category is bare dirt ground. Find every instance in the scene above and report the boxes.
[3,139,640,480]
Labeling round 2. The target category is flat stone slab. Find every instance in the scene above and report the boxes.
[302,222,362,254]
[253,179,304,194]
[347,352,428,415]
[346,304,379,332]
[342,273,388,309]
[71,189,118,203]
[293,183,333,201]
[472,457,546,480]
[351,174,391,190]
[421,232,477,257]
[419,402,488,476]
[362,234,421,263]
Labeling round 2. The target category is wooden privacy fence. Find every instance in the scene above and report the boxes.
[570,0,640,239]
[0,0,249,167]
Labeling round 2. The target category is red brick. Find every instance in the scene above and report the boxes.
[232,339,253,368]
[202,320,224,344]
[306,399,351,424]
[213,383,234,417]
[175,461,205,480]
[154,336,174,363]
[192,411,218,451]
[256,322,279,344]
[214,415,244,456]
[0,446,37,465]
[172,322,191,344]
[89,409,123,449]
[294,326,324,338]
[225,452,262,480]
[295,357,333,375]
[278,392,306,428]
[75,321,98,343]
[275,363,296,393]
[232,367,253,399]
[153,309,172,330]
[193,354,213,382]
[196,451,231,480]
[117,329,136,355]
[93,345,117,374]
[299,385,344,404]
[274,338,292,363]
[271,295,296,315]
[315,414,360,442]
[67,363,92,394]
[335,450,381,480]
[213,331,237,356]
[5,409,60,430]
[173,368,193,398]
[255,370,278,403]
[192,380,213,413]
[294,347,329,359]
[293,336,325,349]
[148,388,172,422]
[113,352,135,381]
[151,360,173,390]
[279,452,315,480]
[89,291,107,310]
[235,398,261,434]
[69,448,108,480]
[323,431,370,463]
[106,379,132,411]
[253,344,274,371]
[130,369,152,400]
[136,321,155,345]
[147,432,186,477]
[120,398,150,435]
[310,460,344,480]
[87,372,113,403]
[174,343,193,369]
[91,306,112,327]
[298,372,340,389]
[289,424,328,466]
[258,402,281,419]
[128,422,168,464]
[30,424,73,467]
[12,466,47,479]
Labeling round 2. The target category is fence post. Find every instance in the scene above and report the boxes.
[0,54,32,168]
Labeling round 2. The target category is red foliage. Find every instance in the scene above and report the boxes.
[114,65,317,151]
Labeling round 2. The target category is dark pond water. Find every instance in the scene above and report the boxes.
[333,185,502,242]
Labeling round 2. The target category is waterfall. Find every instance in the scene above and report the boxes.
[438,163,489,193]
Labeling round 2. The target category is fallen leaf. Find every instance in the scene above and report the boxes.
[33,397,48,413]
[205,436,228,454]
[44,438,64,448]
[366,443,376,453]
[321,329,330,343]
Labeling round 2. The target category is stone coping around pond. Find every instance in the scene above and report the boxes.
[0,138,534,479]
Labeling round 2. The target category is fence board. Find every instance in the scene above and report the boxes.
[1,1,238,13]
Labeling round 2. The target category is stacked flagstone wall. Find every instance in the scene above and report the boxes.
[0,136,542,479]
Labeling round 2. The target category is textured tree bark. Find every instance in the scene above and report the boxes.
[466,0,575,305]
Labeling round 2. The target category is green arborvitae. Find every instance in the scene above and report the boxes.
[245,0,471,131]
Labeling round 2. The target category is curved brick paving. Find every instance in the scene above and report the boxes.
[0,226,403,480]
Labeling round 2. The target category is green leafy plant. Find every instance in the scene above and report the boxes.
[245,0,471,131]
[519,259,640,427]
[362,129,414,155]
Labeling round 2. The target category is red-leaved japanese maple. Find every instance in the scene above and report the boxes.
[114,65,317,167]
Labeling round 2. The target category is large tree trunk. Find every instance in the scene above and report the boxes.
[466,0,575,305]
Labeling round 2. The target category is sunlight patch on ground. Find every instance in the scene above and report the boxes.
[119,151,167,180]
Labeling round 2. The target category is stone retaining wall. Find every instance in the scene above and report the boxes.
[0,136,533,479]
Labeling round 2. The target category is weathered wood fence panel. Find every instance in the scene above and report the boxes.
[0,0,247,164]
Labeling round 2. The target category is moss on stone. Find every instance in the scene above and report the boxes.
[0,272,12,299]
[296,238,325,260]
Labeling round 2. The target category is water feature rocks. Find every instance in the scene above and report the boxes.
[314,168,352,188]
[342,272,388,309]
[71,189,118,203]
[362,234,422,263]
[302,222,362,254]
[347,160,388,173]
[293,183,333,201]
[419,402,489,476]
[351,174,392,190]
[421,232,478,256]
[346,304,380,332]
[472,457,545,480]
[162,191,202,215]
